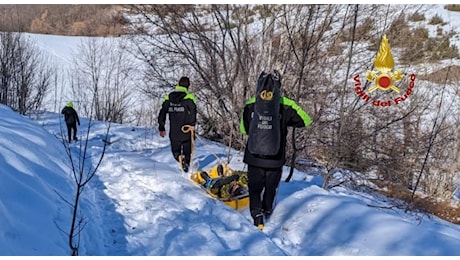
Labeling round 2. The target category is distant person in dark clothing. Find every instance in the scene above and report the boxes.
[158,76,197,173]
[61,102,80,143]
[240,70,312,230]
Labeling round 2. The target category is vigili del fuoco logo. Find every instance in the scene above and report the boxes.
[353,34,416,107]
[259,90,274,101]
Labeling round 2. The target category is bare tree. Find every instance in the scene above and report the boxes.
[70,37,135,123]
[0,32,54,114]
[124,4,460,203]
[0,32,17,105]
[126,4,260,148]
[59,110,110,256]
[411,66,459,202]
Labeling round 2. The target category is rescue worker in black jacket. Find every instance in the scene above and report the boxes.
[61,102,80,143]
[158,76,197,173]
[240,70,312,230]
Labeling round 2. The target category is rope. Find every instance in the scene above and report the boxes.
[193,134,226,167]
[181,124,196,174]
[181,124,227,173]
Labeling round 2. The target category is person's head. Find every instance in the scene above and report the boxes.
[178,76,190,89]
[66,102,73,108]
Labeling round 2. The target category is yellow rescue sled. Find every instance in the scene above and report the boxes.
[190,164,249,211]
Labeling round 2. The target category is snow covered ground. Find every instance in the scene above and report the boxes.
[1,104,460,255]
[2,4,460,256]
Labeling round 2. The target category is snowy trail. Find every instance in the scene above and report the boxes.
[8,109,460,256]
[87,131,287,255]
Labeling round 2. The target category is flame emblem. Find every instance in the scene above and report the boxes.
[366,34,403,93]
[259,90,273,101]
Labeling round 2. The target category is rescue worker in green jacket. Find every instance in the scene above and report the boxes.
[240,70,312,230]
[61,101,80,143]
[158,77,197,173]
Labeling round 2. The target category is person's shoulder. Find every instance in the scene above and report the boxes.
[244,97,256,105]
[185,92,197,102]
[161,93,169,101]
[280,96,299,105]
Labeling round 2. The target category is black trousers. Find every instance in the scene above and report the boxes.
[247,165,282,219]
[170,139,192,165]
[66,123,77,142]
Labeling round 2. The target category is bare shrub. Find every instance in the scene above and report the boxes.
[409,11,425,22]
[0,5,126,36]
[429,14,446,25]
[71,21,87,36]
[444,4,460,12]
[0,32,55,114]
[59,114,110,256]
[69,37,136,124]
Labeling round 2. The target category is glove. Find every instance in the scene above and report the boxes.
[159,131,166,138]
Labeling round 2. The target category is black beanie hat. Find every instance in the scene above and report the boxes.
[178,77,190,88]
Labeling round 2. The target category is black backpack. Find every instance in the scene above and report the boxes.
[248,71,281,156]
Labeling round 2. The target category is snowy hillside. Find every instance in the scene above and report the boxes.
[2,4,460,256]
[1,104,460,255]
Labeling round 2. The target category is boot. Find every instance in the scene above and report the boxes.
[263,208,273,220]
[183,162,189,173]
[254,213,264,230]
[200,172,212,188]
[217,164,224,176]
